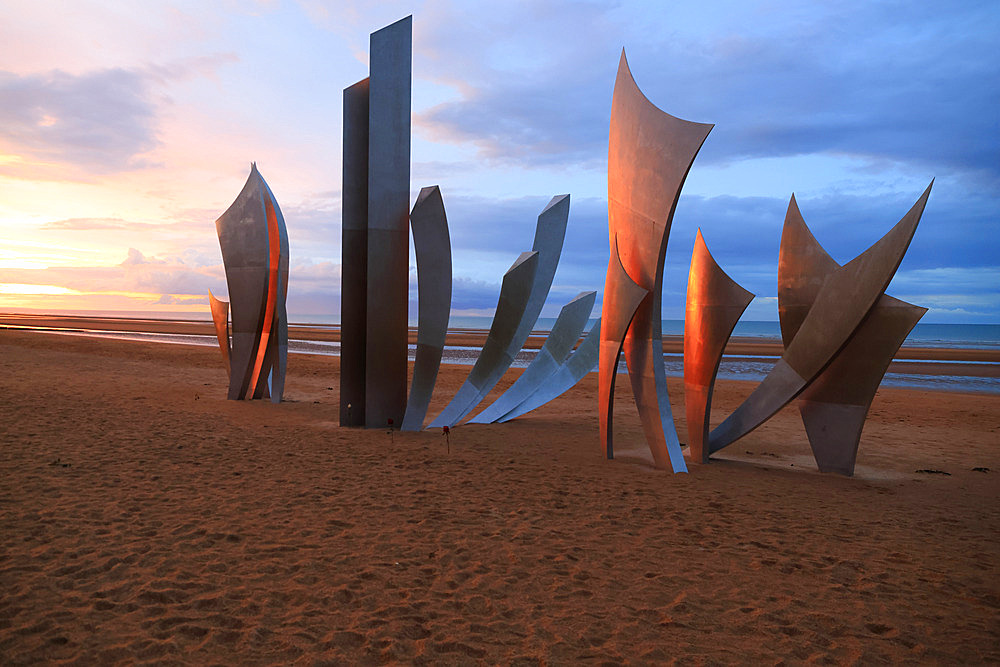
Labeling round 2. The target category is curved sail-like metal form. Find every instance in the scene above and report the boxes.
[497,315,602,423]
[468,290,595,424]
[683,230,754,464]
[708,182,932,453]
[599,235,651,460]
[401,186,452,431]
[428,195,568,428]
[428,251,540,429]
[778,196,926,475]
[599,51,713,472]
[208,290,231,377]
[214,163,289,402]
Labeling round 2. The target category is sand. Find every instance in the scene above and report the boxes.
[1,329,998,664]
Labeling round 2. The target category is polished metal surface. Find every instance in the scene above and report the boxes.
[468,290,595,424]
[462,194,570,420]
[427,251,540,429]
[340,77,370,425]
[683,230,754,463]
[778,197,926,474]
[215,163,289,402]
[427,195,568,427]
[497,315,602,423]
[709,183,932,453]
[208,290,231,377]
[599,51,713,473]
[401,186,452,432]
[599,235,650,460]
[365,15,412,428]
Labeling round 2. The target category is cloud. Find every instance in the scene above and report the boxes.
[0,53,238,180]
[408,0,999,181]
[0,68,159,175]
[42,217,149,231]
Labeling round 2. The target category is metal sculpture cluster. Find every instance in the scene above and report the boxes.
[209,163,289,402]
[684,189,931,476]
[599,52,713,474]
[206,16,932,478]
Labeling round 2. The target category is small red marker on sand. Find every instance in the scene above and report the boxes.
[388,418,394,443]
[443,425,450,454]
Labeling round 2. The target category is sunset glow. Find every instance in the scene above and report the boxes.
[0,1,996,322]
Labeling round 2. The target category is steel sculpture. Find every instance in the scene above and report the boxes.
[599,51,713,473]
[340,77,369,426]
[778,196,926,475]
[365,15,412,428]
[599,235,650,459]
[428,195,569,428]
[401,186,452,431]
[497,316,603,423]
[208,289,231,377]
[214,163,289,402]
[708,183,932,454]
[428,251,540,429]
[468,290,596,424]
[339,16,412,428]
[683,230,754,463]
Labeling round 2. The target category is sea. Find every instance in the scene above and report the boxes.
[5,312,998,394]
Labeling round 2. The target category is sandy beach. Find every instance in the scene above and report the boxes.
[1,327,998,663]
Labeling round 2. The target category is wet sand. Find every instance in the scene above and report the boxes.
[1,329,998,663]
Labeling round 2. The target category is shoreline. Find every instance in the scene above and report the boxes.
[3,312,998,365]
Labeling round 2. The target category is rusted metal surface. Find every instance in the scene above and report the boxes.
[214,163,289,402]
[599,235,650,461]
[778,197,926,475]
[340,77,370,426]
[365,16,412,428]
[428,251,540,429]
[683,230,754,464]
[468,289,595,424]
[208,290,230,377]
[709,183,932,453]
[600,51,713,473]
[401,186,452,432]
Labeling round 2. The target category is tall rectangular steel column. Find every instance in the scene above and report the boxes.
[340,79,369,426]
[365,16,411,428]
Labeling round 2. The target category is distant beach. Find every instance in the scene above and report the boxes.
[2,312,998,394]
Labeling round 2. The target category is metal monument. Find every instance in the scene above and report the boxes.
[211,163,289,402]
[428,195,569,429]
[496,316,603,423]
[777,196,927,475]
[469,290,596,424]
[401,186,453,431]
[428,250,540,428]
[685,186,931,475]
[340,16,413,428]
[599,51,713,473]
[683,230,754,463]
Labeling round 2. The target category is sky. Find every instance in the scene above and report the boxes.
[1,0,997,323]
